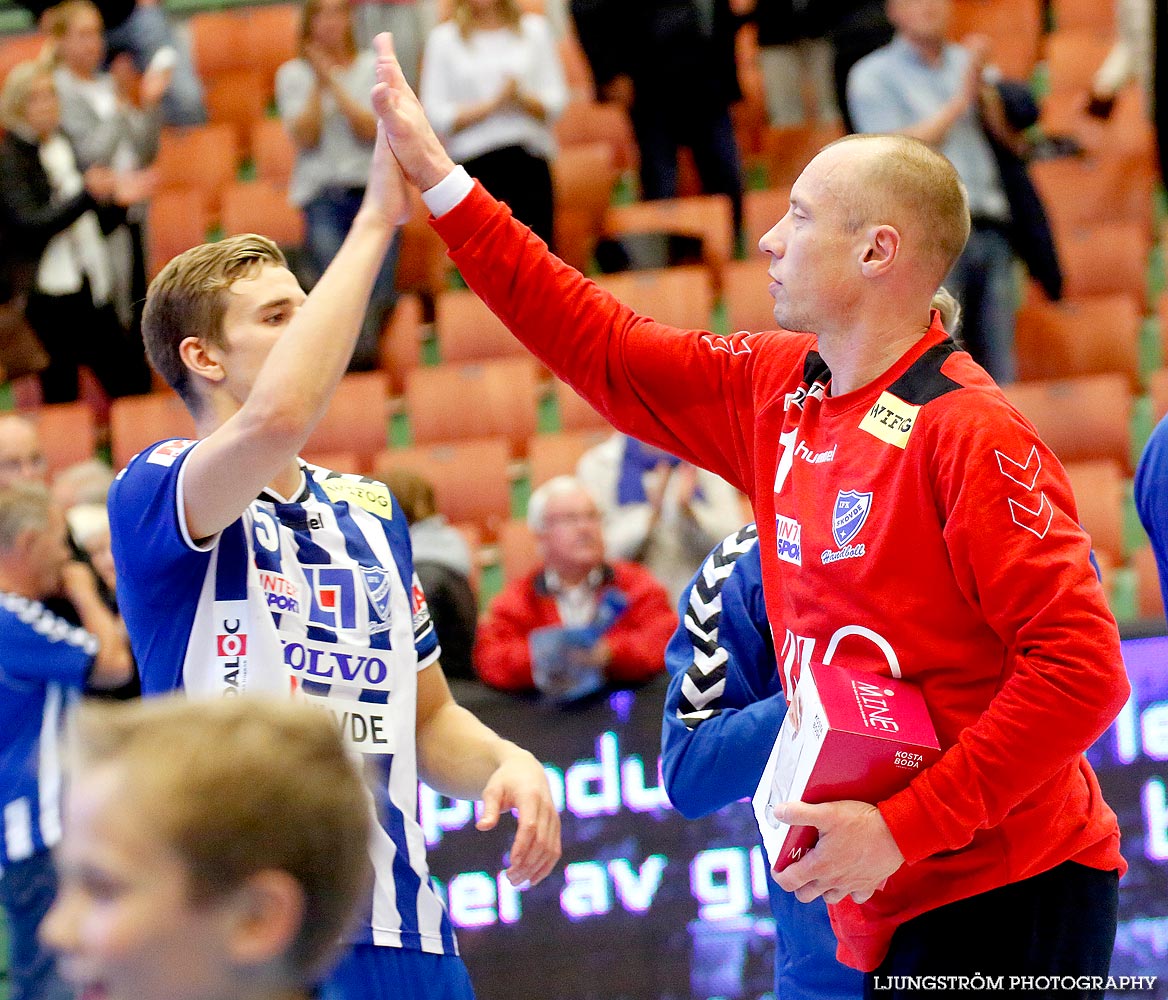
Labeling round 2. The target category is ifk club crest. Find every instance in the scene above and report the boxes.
[832,490,872,548]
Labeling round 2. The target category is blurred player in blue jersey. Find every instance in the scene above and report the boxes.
[0,482,133,1000]
[106,76,560,1000]
[661,524,864,1000]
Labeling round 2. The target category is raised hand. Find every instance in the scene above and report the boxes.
[369,32,456,192]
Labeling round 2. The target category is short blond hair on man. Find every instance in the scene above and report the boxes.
[142,235,286,409]
[826,133,972,288]
[68,695,372,982]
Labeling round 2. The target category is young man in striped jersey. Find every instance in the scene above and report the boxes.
[106,123,560,1000]
[0,482,132,1000]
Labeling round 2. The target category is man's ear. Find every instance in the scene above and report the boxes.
[224,869,306,969]
[859,224,901,277]
[178,336,227,386]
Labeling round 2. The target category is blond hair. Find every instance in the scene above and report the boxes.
[380,467,437,525]
[297,0,357,58]
[453,0,521,38]
[69,695,372,983]
[825,133,971,287]
[42,0,103,44]
[142,235,286,409]
[0,58,54,134]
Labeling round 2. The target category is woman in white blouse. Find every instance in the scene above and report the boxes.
[420,0,568,249]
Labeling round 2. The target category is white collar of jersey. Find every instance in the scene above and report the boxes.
[258,465,310,505]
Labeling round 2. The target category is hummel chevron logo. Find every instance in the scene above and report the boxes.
[995,444,1041,491]
[702,334,752,355]
[1008,493,1053,540]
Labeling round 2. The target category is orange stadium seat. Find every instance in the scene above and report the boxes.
[153,124,240,216]
[949,0,1041,81]
[189,10,252,79]
[527,428,610,487]
[301,450,362,474]
[755,122,844,189]
[1003,374,1134,472]
[553,142,618,272]
[303,372,389,472]
[594,264,715,330]
[723,259,777,334]
[1150,368,1168,423]
[1040,89,1154,161]
[554,379,611,432]
[742,186,790,251]
[1014,293,1142,387]
[604,195,734,289]
[378,293,425,393]
[1051,0,1115,32]
[110,392,197,470]
[146,189,210,279]
[0,33,47,84]
[373,437,512,536]
[204,69,269,154]
[405,359,540,456]
[220,181,304,248]
[251,118,297,188]
[497,517,541,581]
[1064,459,1126,564]
[35,402,96,475]
[1030,152,1155,237]
[395,187,450,298]
[1054,221,1152,308]
[1044,31,1114,95]
[1133,544,1165,619]
[434,288,532,364]
[246,3,299,96]
[554,100,638,172]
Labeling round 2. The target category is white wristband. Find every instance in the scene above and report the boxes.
[421,165,474,218]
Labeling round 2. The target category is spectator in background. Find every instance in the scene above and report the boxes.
[751,0,839,127]
[41,696,372,1000]
[48,0,165,342]
[49,457,115,512]
[277,0,400,370]
[577,432,746,604]
[420,0,568,250]
[847,0,1028,384]
[0,415,48,488]
[571,0,745,237]
[350,0,432,90]
[821,0,893,133]
[0,60,153,405]
[381,467,479,682]
[65,502,116,594]
[1086,0,1152,118]
[661,524,865,1000]
[475,476,675,700]
[0,482,132,1000]
[15,0,205,125]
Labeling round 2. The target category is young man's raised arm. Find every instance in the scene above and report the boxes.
[180,124,407,541]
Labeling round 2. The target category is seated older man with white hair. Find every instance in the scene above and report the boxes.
[474,475,676,700]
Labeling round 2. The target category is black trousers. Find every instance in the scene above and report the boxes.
[26,283,152,404]
[464,144,556,252]
[866,862,1120,1000]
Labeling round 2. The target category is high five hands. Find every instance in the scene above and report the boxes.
[369,32,457,193]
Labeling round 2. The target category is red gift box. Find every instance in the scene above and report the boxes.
[752,660,941,873]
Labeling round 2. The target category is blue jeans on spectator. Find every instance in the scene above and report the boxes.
[0,851,73,1000]
[631,102,744,239]
[105,4,206,126]
[943,224,1018,385]
[304,186,400,370]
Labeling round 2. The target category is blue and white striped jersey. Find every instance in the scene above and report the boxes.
[108,439,457,954]
[0,594,94,867]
